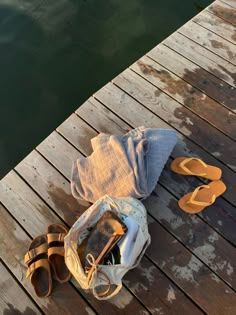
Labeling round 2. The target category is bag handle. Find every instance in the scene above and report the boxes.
[91,278,123,300]
[86,253,123,300]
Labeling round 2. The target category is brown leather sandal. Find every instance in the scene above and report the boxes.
[24,235,52,298]
[178,180,226,214]
[47,224,71,283]
[171,157,222,180]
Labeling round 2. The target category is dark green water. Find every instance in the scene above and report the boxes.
[0,0,212,178]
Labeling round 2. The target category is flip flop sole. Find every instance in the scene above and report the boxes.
[178,180,226,214]
[171,157,222,180]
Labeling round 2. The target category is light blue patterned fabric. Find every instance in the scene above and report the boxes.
[71,126,177,203]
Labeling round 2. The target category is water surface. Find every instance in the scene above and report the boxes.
[0,0,212,178]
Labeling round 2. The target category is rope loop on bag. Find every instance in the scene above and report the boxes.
[86,253,111,297]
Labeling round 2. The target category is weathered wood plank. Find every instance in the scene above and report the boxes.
[56,114,97,157]
[0,261,42,315]
[57,115,97,155]
[12,154,151,314]
[178,20,236,65]
[37,130,82,180]
[36,116,235,314]
[91,86,236,241]
[37,123,204,314]
[124,256,204,315]
[73,282,150,315]
[146,217,236,315]
[163,32,236,88]
[47,115,236,289]
[114,68,236,171]
[68,106,236,286]
[144,48,236,137]
[0,2,235,313]
[94,82,236,203]
[0,172,147,315]
[76,98,236,245]
[0,201,94,315]
[220,0,236,9]
[0,171,62,236]
[76,98,130,135]
[80,261,203,315]
[145,185,236,288]
[147,43,236,113]
[208,0,236,25]
[159,159,236,246]
[15,150,88,227]
[193,11,236,44]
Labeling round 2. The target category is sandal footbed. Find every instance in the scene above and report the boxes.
[48,224,71,283]
[27,235,52,298]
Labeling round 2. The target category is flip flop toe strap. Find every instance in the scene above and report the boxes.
[187,185,216,206]
[179,158,207,176]
[26,259,50,279]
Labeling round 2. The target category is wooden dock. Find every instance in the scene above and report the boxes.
[1,0,236,314]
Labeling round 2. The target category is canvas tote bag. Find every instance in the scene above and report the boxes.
[64,195,150,300]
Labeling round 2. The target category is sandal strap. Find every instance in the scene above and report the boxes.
[179,158,207,176]
[24,243,48,264]
[26,258,50,279]
[48,246,65,258]
[47,233,66,244]
[187,185,216,206]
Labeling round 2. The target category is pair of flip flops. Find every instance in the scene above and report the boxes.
[24,224,71,298]
[171,157,226,214]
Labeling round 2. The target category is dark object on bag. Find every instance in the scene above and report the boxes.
[103,245,121,265]
[77,211,127,276]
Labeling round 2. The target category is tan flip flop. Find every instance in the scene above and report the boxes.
[171,157,222,180]
[24,235,52,298]
[178,180,226,214]
[47,224,71,283]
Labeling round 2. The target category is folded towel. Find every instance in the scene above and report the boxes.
[71,126,177,203]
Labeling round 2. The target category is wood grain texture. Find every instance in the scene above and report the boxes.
[51,111,236,313]
[76,98,131,135]
[37,130,82,180]
[208,0,236,25]
[37,114,234,315]
[148,43,236,113]
[178,20,236,65]
[143,48,236,138]
[0,261,42,315]
[163,32,236,88]
[0,202,94,315]
[220,0,236,9]
[13,155,149,315]
[129,58,236,161]
[92,85,236,243]
[15,150,88,227]
[78,99,236,246]
[146,216,236,315]
[0,171,147,315]
[73,104,236,289]
[193,11,236,44]
[123,256,204,315]
[112,69,236,171]
[36,122,204,314]
[1,2,236,314]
